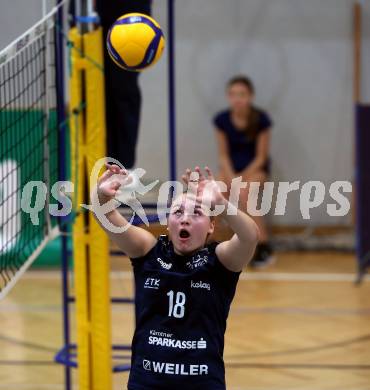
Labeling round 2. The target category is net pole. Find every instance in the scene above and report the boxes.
[75,0,82,32]
[168,0,177,184]
[43,14,52,236]
[84,27,112,390]
[55,1,72,389]
[353,2,363,278]
[68,27,91,389]
[72,3,92,386]
[80,0,89,34]
[87,0,94,31]
[353,2,362,103]
[42,0,47,17]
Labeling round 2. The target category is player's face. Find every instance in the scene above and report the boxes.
[227,82,254,112]
[168,194,215,256]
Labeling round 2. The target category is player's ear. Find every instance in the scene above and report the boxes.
[208,217,215,235]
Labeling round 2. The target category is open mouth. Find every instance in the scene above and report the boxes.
[179,229,190,239]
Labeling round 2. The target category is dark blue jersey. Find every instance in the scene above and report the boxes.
[213,108,273,173]
[127,235,241,390]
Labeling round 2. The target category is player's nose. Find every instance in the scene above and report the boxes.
[180,212,191,224]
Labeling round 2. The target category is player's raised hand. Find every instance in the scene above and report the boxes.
[96,163,132,202]
[181,166,227,212]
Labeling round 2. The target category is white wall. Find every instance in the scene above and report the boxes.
[1,0,369,225]
[138,0,370,225]
[362,0,370,101]
[0,0,56,49]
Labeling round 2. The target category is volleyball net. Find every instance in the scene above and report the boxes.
[0,5,65,299]
[0,1,115,387]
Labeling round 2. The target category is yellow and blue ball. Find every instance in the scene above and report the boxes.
[107,13,165,71]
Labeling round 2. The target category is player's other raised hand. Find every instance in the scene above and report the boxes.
[96,163,132,203]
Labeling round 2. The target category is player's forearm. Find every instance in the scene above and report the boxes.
[220,202,259,245]
[91,194,131,244]
[91,191,151,257]
[214,202,259,271]
[91,190,129,228]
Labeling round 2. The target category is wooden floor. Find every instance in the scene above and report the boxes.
[0,251,370,390]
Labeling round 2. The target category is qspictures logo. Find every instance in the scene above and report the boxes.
[8,157,353,235]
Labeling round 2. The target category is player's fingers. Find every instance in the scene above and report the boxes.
[195,166,205,181]
[103,165,117,181]
[105,163,116,172]
[184,168,192,183]
[106,163,123,175]
[101,165,127,183]
[110,180,121,191]
[181,169,199,194]
[181,174,189,185]
[113,165,121,174]
[99,170,112,181]
[186,168,200,190]
[205,166,214,181]
[98,169,115,185]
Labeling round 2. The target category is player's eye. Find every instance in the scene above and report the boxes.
[195,206,205,216]
[173,209,182,216]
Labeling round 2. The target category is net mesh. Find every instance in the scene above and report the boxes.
[0,10,62,298]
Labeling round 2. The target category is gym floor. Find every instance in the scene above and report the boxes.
[0,248,369,390]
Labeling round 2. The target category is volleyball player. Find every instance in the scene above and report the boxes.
[93,164,259,389]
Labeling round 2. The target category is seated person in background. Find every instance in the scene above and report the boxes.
[213,75,274,268]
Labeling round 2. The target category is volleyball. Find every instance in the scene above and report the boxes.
[107,13,165,71]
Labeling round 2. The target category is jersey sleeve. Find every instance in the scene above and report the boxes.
[210,242,241,289]
[213,111,227,132]
[215,255,241,284]
[129,235,171,270]
[129,239,159,269]
[258,110,273,132]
